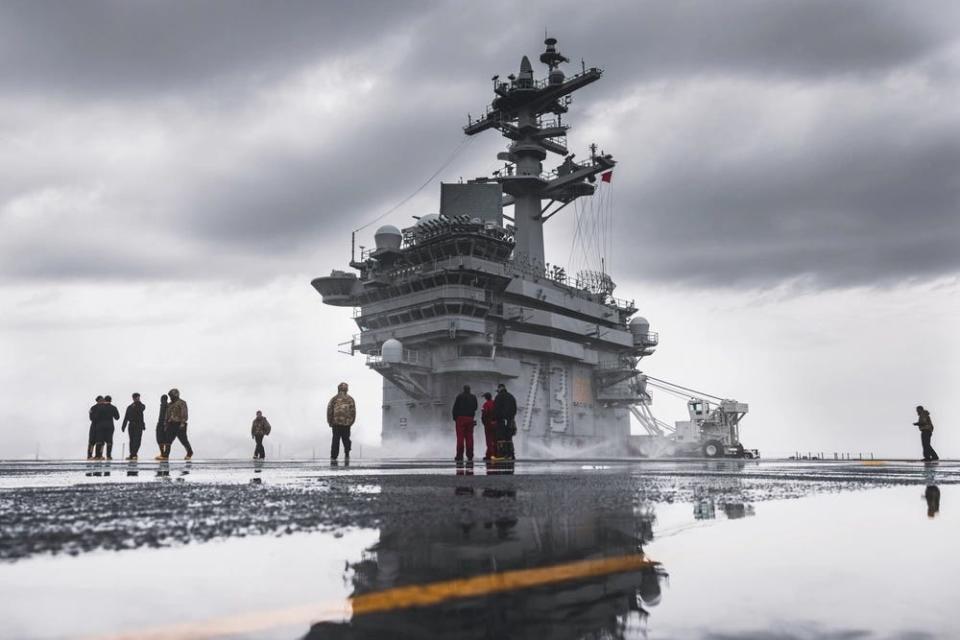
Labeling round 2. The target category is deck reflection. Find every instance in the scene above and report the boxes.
[304,470,668,639]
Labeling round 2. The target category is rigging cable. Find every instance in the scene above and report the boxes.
[353,135,474,233]
[645,375,727,402]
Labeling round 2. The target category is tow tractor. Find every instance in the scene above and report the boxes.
[628,375,758,459]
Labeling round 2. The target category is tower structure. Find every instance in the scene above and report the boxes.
[312,38,658,456]
[464,37,615,266]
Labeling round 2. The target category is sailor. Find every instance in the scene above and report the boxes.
[91,395,120,460]
[87,395,103,459]
[251,410,272,459]
[154,394,168,460]
[452,385,478,462]
[327,382,356,462]
[493,383,518,460]
[164,388,193,460]
[121,393,146,460]
[480,392,496,461]
[913,405,939,462]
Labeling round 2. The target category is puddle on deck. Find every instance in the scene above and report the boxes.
[0,463,953,639]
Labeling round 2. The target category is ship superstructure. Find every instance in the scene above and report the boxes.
[313,38,659,455]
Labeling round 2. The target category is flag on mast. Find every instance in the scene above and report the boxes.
[601,171,613,183]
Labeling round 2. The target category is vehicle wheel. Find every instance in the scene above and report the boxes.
[702,440,724,458]
[743,451,754,459]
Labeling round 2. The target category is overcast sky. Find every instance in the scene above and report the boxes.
[1,1,958,459]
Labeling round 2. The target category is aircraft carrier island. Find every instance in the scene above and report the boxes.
[313,38,750,458]
[313,38,663,456]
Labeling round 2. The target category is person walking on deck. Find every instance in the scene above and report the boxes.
[327,382,356,462]
[164,388,192,460]
[914,405,939,462]
[251,410,272,459]
[121,393,146,460]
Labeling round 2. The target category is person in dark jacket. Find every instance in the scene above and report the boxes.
[251,410,272,459]
[121,393,146,460]
[87,395,103,459]
[154,394,168,460]
[914,405,939,462]
[481,392,496,461]
[452,385,478,462]
[493,384,518,460]
[92,396,120,460]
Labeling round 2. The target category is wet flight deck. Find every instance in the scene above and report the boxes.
[0,458,956,639]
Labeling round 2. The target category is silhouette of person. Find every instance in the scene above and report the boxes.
[251,410,272,459]
[86,395,103,459]
[452,385,478,462]
[91,396,120,460]
[121,393,146,460]
[913,405,939,462]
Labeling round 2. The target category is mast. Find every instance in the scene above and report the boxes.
[464,37,616,267]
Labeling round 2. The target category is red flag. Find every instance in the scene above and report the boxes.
[601,171,613,183]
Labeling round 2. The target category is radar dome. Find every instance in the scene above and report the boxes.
[381,338,403,363]
[374,225,402,251]
[629,317,650,333]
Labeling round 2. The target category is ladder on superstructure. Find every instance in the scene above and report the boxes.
[520,362,542,432]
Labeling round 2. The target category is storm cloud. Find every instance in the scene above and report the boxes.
[0,0,958,288]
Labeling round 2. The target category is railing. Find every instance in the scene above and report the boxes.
[365,349,425,367]
[361,253,635,313]
[467,67,602,127]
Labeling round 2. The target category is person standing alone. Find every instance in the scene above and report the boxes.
[914,405,939,462]
[251,410,272,460]
[452,385,478,462]
[164,388,193,460]
[121,393,146,460]
[327,382,356,462]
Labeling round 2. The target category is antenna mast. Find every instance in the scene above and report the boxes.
[463,37,615,267]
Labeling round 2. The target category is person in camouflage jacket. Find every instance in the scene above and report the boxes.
[251,410,272,459]
[327,382,356,462]
[163,388,193,460]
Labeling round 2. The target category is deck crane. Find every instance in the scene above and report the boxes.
[628,375,757,459]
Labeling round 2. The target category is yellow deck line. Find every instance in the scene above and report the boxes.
[85,553,655,640]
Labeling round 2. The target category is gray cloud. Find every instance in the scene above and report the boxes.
[0,1,430,98]
[0,0,958,289]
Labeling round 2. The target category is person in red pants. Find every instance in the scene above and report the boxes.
[480,392,496,461]
[451,385,478,462]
